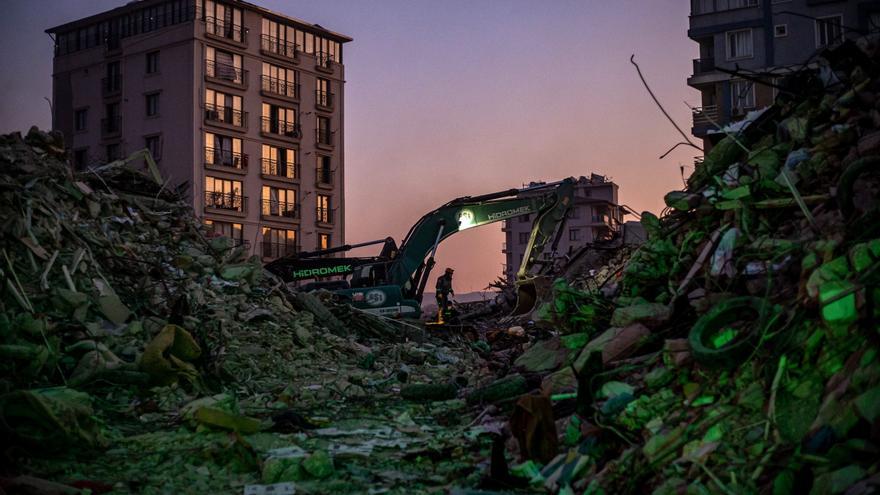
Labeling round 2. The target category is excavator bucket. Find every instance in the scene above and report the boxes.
[510,276,553,316]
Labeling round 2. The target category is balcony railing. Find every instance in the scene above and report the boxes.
[205,147,248,170]
[101,117,121,137]
[102,75,122,96]
[315,90,334,109]
[205,191,246,213]
[206,60,247,86]
[316,168,334,186]
[692,105,719,126]
[261,158,299,179]
[316,207,333,224]
[261,75,300,99]
[316,128,334,147]
[208,235,250,250]
[262,199,299,219]
[691,0,758,16]
[205,104,247,128]
[315,51,333,69]
[261,241,298,259]
[260,35,298,60]
[692,58,715,75]
[261,117,301,138]
[205,16,245,43]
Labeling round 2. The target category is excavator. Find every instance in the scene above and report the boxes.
[264,177,576,318]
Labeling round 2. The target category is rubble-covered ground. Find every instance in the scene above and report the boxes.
[2,36,880,495]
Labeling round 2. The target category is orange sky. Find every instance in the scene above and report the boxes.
[1,0,699,293]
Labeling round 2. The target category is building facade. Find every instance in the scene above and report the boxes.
[502,175,624,283]
[47,0,351,261]
[687,0,879,150]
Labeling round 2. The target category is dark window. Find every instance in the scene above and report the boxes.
[73,148,88,170]
[74,109,88,131]
[146,50,160,73]
[318,155,331,183]
[145,135,162,160]
[518,214,530,223]
[106,143,120,161]
[569,229,580,241]
[518,232,529,245]
[146,93,160,116]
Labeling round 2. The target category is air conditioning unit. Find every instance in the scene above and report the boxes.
[282,208,298,218]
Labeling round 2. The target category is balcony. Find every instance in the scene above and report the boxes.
[692,58,715,75]
[101,117,121,138]
[261,158,299,181]
[205,16,246,45]
[204,147,248,174]
[205,60,247,89]
[261,75,300,100]
[262,199,299,220]
[205,191,247,215]
[315,90,334,110]
[261,241,298,260]
[316,168,334,189]
[102,75,122,97]
[316,128,334,149]
[316,207,333,224]
[204,104,247,130]
[691,0,758,16]
[260,35,298,63]
[261,117,301,140]
[692,105,719,135]
[315,52,334,72]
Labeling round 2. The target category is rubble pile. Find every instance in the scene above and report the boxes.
[482,38,880,494]
[0,129,494,494]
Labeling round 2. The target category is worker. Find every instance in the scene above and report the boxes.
[435,267,455,320]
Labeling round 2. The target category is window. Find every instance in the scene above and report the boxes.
[206,46,243,84]
[318,233,330,250]
[205,176,244,211]
[146,50,159,74]
[261,18,299,57]
[262,227,297,258]
[105,61,121,93]
[261,144,297,178]
[726,29,753,60]
[106,143,120,161]
[73,148,88,170]
[569,229,581,242]
[262,62,298,98]
[317,194,331,223]
[261,103,298,136]
[518,232,529,245]
[518,214,530,223]
[262,186,297,217]
[146,92,160,117]
[205,89,243,126]
[205,132,244,168]
[74,108,88,132]
[317,155,332,184]
[317,116,332,145]
[145,135,162,160]
[774,24,788,38]
[204,0,243,42]
[206,220,244,246]
[316,78,331,106]
[815,15,843,48]
[730,79,755,114]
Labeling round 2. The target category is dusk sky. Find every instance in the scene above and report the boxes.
[0,0,698,293]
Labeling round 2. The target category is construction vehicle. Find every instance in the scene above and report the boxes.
[265,178,576,317]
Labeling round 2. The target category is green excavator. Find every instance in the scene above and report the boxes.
[264,178,576,318]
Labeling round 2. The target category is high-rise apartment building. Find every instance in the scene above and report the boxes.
[502,175,624,283]
[687,0,878,151]
[46,0,352,260]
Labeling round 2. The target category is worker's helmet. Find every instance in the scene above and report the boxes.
[445,267,454,274]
